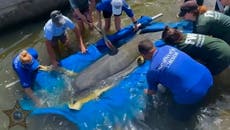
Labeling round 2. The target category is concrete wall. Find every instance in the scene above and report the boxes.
[0,0,69,30]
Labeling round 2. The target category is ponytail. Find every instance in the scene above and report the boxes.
[198,5,208,14]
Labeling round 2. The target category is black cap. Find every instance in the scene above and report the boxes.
[178,1,198,17]
[50,10,65,25]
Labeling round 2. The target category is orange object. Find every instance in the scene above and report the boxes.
[19,50,32,64]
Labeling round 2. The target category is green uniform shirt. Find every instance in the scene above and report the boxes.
[224,6,230,16]
[175,33,230,75]
[194,10,230,44]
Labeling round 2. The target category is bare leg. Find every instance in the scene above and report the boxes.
[61,35,74,54]
[85,12,93,30]
[114,16,121,31]
[77,20,85,33]
[52,42,62,60]
[104,18,111,33]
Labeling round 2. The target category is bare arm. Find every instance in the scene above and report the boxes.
[96,10,102,29]
[74,8,88,23]
[90,0,96,12]
[73,26,87,53]
[45,40,59,67]
[130,16,138,30]
[145,71,158,95]
[88,0,95,25]
[130,16,137,23]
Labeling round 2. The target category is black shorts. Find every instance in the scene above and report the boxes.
[51,33,67,46]
[102,11,122,18]
[73,8,90,21]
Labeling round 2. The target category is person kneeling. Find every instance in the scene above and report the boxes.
[12,48,50,107]
[138,39,213,120]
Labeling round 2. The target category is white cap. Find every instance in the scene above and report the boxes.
[111,0,123,15]
[50,10,66,25]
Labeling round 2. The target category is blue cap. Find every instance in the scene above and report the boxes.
[30,58,40,71]
[27,48,38,59]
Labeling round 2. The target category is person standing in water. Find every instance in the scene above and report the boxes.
[96,0,138,33]
[138,39,213,120]
[44,10,87,67]
[12,48,50,107]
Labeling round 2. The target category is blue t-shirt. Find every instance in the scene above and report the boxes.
[43,16,75,41]
[12,48,40,88]
[147,45,213,104]
[96,0,134,17]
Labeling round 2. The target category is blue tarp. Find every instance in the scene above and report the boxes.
[32,61,150,129]
[140,20,193,34]
[140,20,194,47]
[19,17,193,129]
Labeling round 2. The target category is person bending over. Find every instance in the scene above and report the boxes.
[138,39,213,120]
[44,10,87,67]
[12,48,50,107]
[178,0,230,44]
[162,26,230,75]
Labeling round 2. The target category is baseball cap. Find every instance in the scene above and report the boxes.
[20,50,39,71]
[50,10,65,25]
[27,48,38,59]
[111,0,123,15]
[178,0,198,17]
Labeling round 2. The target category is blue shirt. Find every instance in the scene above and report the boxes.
[43,16,75,41]
[96,0,134,17]
[12,48,40,88]
[147,45,213,104]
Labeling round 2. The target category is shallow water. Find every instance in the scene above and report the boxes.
[0,0,229,130]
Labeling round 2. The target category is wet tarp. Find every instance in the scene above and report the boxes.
[32,61,150,129]
[19,17,193,129]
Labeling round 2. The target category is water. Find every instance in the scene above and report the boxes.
[0,0,229,130]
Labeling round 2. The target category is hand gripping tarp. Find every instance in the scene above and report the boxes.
[32,61,151,129]
[19,18,193,129]
[19,15,154,110]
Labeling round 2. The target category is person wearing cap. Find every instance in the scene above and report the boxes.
[215,0,230,16]
[68,0,95,31]
[178,0,230,44]
[12,48,50,107]
[138,39,213,120]
[96,0,138,33]
[44,10,87,67]
[161,26,230,75]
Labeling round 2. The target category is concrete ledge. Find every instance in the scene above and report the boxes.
[0,0,69,30]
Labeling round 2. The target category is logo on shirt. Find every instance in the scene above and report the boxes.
[157,48,178,70]
[184,33,205,47]
[204,11,221,20]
